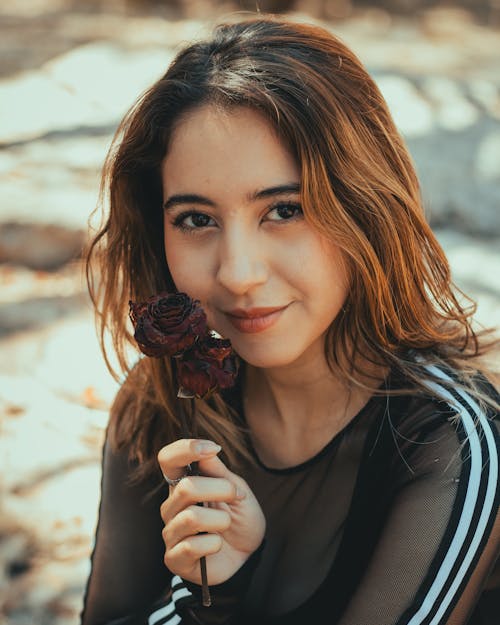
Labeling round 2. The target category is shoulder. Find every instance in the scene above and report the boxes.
[414,363,500,453]
[382,366,499,508]
[388,361,499,436]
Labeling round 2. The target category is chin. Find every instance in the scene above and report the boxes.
[233,343,302,370]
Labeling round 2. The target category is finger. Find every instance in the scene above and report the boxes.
[160,475,240,521]
[157,438,221,482]
[196,453,238,479]
[165,533,223,573]
[163,505,231,549]
[197,455,248,499]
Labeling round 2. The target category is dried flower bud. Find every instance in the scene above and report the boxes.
[177,336,240,399]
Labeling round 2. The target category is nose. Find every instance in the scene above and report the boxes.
[215,227,268,295]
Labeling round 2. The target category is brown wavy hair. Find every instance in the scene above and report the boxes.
[86,15,498,481]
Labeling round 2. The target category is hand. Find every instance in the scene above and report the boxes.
[158,439,266,586]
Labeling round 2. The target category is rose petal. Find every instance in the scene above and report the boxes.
[129,292,209,358]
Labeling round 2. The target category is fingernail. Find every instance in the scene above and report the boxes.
[236,487,246,500]
[195,441,222,455]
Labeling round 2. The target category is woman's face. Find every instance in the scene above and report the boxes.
[162,105,349,369]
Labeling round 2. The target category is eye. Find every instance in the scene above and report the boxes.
[266,201,303,222]
[171,211,216,231]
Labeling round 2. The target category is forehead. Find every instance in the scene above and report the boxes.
[161,105,300,195]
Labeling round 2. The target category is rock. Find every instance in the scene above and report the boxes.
[44,41,173,110]
[0,292,90,336]
[0,42,173,145]
[0,223,85,271]
[375,74,434,137]
[0,529,32,594]
[421,76,479,131]
[408,116,500,236]
[3,464,103,555]
[0,71,99,145]
[0,134,105,230]
[0,263,84,310]
[0,262,90,349]
[0,374,107,492]
[468,79,500,119]
[475,131,500,180]
[33,314,123,407]
[435,229,500,332]
[371,73,500,235]
[0,366,105,624]
[5,557,91,625]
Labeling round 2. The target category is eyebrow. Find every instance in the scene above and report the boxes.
[163,183,301,211]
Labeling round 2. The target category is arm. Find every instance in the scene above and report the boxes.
[337,391,499,625]
[80,434,264,625]
[80,435,171,625]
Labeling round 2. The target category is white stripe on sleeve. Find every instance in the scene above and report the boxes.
[406,365,498,625]
[148,575,193,625]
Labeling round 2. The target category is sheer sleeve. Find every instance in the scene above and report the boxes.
[336,388,500,625]
[79,429,264,625]
[79,434,171,624]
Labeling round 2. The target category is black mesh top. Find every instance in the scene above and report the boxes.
[80,365,500,625]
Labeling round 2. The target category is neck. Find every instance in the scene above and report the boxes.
[241,349,387,469]
[243,347,381,434]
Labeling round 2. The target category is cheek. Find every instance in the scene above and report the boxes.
[164,237,182,287]
[164,234,213,309]
[306,240,350,303]
[164,232,195,292]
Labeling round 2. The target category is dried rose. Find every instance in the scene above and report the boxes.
[129,292,208,358]
[177,336,240,399]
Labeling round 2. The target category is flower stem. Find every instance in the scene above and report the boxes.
[179,398,212,607]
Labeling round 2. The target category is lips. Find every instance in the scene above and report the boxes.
[227,306,286,318]
[224,305,288,333]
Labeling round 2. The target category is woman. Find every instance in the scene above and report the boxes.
[81,15,499,625]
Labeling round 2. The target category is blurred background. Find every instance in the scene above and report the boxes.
[1,1,499,623]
